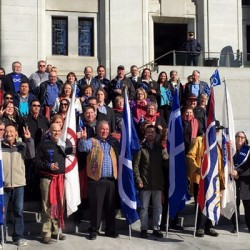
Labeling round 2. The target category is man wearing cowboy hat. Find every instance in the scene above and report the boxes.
[186,120,225,237]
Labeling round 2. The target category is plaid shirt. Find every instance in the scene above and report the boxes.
[78,137,113,178]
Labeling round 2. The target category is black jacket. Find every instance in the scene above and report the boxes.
[96,106,116,133]
[108,77,135,103]
[34,137,73,176]
[234,146,250,200]
[136,80,160,104]
[20,113,50,147]
[13,92,38,110]
[2,73,30,94]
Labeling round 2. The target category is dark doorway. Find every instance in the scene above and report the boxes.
[247,25,250,61]
[154,23,187,65]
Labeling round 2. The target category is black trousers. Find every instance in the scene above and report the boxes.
[232,198,250,230]
[193,183,213,230]
[187,54,199,66]
[88,178,116,234]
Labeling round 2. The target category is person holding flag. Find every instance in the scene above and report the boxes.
[187,120,225,237]
[133,125,169,238]
[231,131,250,233]
[118,87,140,236]
[34,123,73,244]
[167,87,189,231]
[187,76,225,238]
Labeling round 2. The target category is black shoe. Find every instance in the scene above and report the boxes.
[105,232,119,238]
[160,225,167,231]
[152,230,163,238]
[170,224,184,231]
[140,230,148,239]
[231,228,236,234]
[205,228,219,237]
[51,233,66,240]
[195,229,204,237]
[89,232,97,240]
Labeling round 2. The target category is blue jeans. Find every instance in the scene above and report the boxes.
[4,187,24,241]
[139,190,162,231]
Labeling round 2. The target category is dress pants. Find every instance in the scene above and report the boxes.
[88,178,116,234]
[40,178,59,238]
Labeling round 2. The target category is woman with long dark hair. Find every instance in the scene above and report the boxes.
[157,71,172,125]
[52,83,82,115]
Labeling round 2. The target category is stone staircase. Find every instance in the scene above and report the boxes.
[5,198,245,237]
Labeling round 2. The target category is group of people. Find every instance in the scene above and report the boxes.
[0,59,249,247]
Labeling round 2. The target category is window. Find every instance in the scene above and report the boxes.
[52,17,68,55]
[78,18,94,56]
[242,0,250,5]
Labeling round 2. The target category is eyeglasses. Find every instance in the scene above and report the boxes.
[5,97,13,100]
[32,104,40,107]
[236,136,246,139]
[39,65,46,67]
[0,129,5,131]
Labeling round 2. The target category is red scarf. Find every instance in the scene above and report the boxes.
[182,115,199,141]
[144,112,160,124]
[41,172,65,229]
[113,107,123,112]
[135,100,147,120]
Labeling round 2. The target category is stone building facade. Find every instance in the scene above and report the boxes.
[0,0,249,78]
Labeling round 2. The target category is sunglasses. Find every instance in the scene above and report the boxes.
[5,97,13,100]
[32,104,40,107]
[61,103,68,106]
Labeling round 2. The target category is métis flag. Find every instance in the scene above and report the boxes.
[197,87,220,224]
[118,89,140,225]
[221,84,236,219]
[0,143,4,225]
[210,69,221,87]
[167,89,189,219]
[58,84,81,216]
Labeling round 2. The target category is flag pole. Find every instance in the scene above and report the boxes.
[193,203,199,237]
[223,78,239,236]
[1,224,4,249]
[129,225,131,240]
[166,204,169,238]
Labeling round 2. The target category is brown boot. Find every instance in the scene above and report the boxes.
[42,237,53,244]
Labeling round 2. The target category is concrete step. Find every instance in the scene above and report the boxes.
[5,199,246,237]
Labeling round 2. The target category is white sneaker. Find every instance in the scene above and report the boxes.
[13,239,28,247]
